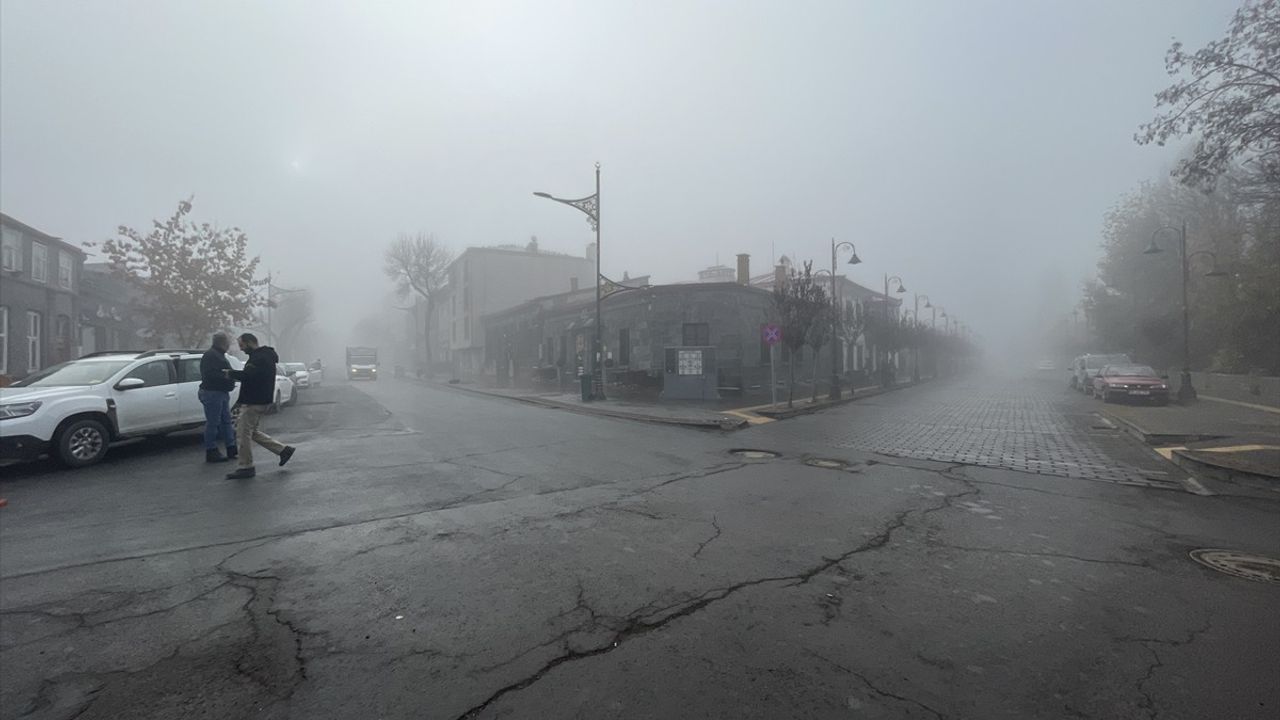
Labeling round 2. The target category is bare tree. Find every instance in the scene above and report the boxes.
[383,233,453,366]
[772,261,828,407]
[1137,0,1280,194]
[87,198,265,347]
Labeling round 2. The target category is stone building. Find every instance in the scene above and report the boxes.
[78,263,145,355]
[433,240,596,373]
[1,213,84,382]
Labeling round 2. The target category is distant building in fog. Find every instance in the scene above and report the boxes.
[432,242,597,372]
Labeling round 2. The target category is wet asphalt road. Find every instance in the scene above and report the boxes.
[1,374,1277,719]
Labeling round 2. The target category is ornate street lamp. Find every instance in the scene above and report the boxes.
[534,163,604,400]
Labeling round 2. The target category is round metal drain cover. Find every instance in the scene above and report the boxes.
[729,449,780,460]
[805,458,850,470]
[1189,549,1280,583]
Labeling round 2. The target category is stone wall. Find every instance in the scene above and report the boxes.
[1175,371,1280,408]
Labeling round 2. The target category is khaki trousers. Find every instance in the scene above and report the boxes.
[234,404,286,468]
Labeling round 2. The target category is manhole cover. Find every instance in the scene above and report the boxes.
[729,449,780,460]
[1189,549,1280,583]
[804,458,850,470]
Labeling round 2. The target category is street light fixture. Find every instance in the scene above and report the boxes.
[912,294,931,383]
[880,274,907,387]
[534,163,604,400]
[1143,220,1227,402]
[826,239,860,399]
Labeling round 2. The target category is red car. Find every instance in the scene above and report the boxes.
[1091,364,1170,405]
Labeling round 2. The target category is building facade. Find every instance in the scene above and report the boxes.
[484,281,778,392]
[1,213,84,382]
[78,263,145,356]
[435,242,596,372]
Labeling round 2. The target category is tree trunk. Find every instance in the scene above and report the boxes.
[811,345,820,403]
[423,296,434,368]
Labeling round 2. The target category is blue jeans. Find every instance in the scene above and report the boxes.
[199,389,236,451]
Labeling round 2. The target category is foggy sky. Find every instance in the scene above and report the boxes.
[0,1,1237,351]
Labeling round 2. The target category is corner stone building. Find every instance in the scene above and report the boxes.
[1,213,84,383]
[484,281,777,392]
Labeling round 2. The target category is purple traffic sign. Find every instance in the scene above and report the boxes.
[762,324,782,346]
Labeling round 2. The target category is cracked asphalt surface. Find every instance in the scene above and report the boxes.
[2,374,1277,719]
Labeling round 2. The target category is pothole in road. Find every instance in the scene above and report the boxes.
[729,449,780,460]
[1189,549,1280,583]
[804,458,851,470]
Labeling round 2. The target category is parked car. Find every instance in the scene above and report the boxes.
[1091,364,1170,404]
[282,362,316,389]
[1071,353,1131,391]
[0,350,242,468]
[273,367,297,412]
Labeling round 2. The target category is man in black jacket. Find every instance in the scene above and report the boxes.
[224,333,296,479]
[198,332,238,463]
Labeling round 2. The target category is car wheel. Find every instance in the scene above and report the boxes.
[57,418,110,467]
[1101,390,1112,403]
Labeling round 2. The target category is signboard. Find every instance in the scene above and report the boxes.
[762,324,782,346]
[677,349,703,376]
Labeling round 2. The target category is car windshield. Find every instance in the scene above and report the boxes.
[10,360,134,387]
[1087,355,1128,369]
[284,363,307,373]
[1107,365,1158,377]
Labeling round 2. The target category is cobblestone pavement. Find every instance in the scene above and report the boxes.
[756,373,1185,489]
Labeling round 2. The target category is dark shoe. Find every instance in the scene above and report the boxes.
[225,467,256,479]
[206,449,229,463]
[226,446,238,460]
[278,446,296,467]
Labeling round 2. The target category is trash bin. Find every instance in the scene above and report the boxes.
[579,373,592,402]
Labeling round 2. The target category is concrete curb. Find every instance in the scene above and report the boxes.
[753,378,929,420]
[1170,448,1280,485]
[1098,410,1226,446]
[418,378,746,431]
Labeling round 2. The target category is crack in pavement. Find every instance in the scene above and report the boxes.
[925,542,1155,569]
[449,478,974,720]
[692,515,722,559]
[806,648,947,719]
[1118,616,1213,719]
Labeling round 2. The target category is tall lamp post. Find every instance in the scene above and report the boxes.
[913,294,931,383]
[535,163,603,400]
[1143,221,1227,403]
[881,274,906,387]
[828,239,861,399]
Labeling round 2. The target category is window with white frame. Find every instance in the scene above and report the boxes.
[31,242,48,283]
[1,228,20,271]
[27,311,42,371]
[58,250,73,289]
[0,306,8,375]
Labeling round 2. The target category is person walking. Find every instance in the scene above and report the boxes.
[224,333,295,479]
[198,332,238,463]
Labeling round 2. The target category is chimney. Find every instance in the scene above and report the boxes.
[774,264,787,291]
[585,243,597,263]
[736,254,750,286]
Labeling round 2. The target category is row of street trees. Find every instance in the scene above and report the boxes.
[771,261,972,407]
[1083,0,1280,375]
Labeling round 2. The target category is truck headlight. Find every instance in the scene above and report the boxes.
[0,401,42,420]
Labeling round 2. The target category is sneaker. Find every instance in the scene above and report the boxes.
[279,446,296,467]
[225,467,256,479]
[226,446,238,460]
[206,449,229,463]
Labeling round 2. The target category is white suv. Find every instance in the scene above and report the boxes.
[0,350,242,468]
